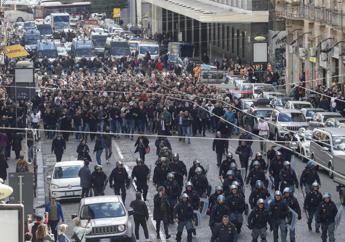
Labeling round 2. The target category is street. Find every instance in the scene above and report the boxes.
[41,132,345,242]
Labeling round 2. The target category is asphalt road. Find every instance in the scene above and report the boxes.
[41,131,345,242]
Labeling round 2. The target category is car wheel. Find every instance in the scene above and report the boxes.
[328,163,334,179]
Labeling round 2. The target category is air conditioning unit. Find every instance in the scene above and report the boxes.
[309,47,317,57]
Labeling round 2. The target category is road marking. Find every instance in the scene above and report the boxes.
[114,139,167,242]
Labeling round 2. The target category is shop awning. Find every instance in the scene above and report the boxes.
[145,0,269,23]
[4,45,29,59]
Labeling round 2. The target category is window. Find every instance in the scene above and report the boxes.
[80,202,126,219]
[231,27,235,53]
[227,26,230,51]
[236,29,240,56]
[218,24,221,47]
[222,25,225,49]
[53,166,81,179]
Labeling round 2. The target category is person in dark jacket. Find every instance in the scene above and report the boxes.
[153,186,171,239]
[212,131,228,167]
[208,186,224,215]
[78,161,92,198]
[226,184,245,234]
[12,132,23,159]
[187,159,206,181]
[131,158,150,201]
[134,135,149,161]
[269,151,284,190]
[269,190,289,242]
[209,195,229,232]
[211,215,237,242]
[153,157,171,188]
[76,139,91,162]
[248,199,270,242]
[235,141,252,178]
[304,182,322,232]
[130,192,149,241]
[174,193,194,242]
[109,161,130,203]
[0,153,8,181]
[279,161,299,192]
[164,173,181,223]
[249,180,270,209]
[191,167,209,197]
[317,193,338,242]
[93,135,104,165]
[283,187,301,242]
[31,214,43,242]
[246,161,267,190]
[51,134,66,162]
[300,160,321,194]
[91,165,107,196]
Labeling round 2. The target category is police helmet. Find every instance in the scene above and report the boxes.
[160,157,168,163]
[312,181,319,188]
[185,181,193,188]
[173,153,179,161]
[253,160,260,167]
[255,180,264,189]
[256,152,262,157]
[323,192,331,199]
[167,173,175,180]
[307,160,316,168]
[193,160,201,165]
[284,161,291,166]
[276,151,282,156]
[226,170,235,177]
[136,158,143,164]
[257,198,265,205]
[95,164,102,170]
[230,184,238,190]
[283,187,291,194]
[232,181,240,187]
[217,195,225,202]
[181,193,189,200]
[195,167,203,175]
[116,161,123,167]
[274,190,282,197]
[215,186,223,192]
[226,152,233,159]
[230,162,237,169]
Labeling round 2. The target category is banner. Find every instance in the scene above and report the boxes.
[113,8,121,18]
[4,45,29,58]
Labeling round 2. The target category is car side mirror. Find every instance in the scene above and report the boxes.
[128,209,134,216]
[71,214,77,220]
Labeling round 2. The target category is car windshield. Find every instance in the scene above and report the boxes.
[92,36,107,48]
[24,35,40,45]
[293,103,312,109]
[37,25,52,35]
[139,45,159,55]
[38,49,57,58]
[80,202,126,219]
[53,165,81,179]
[129,43,138,49]
[278,113,306,122]
[254,110,273,118]
[111,47,130,56]
[76,48,94,57]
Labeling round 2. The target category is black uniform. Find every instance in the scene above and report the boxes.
[269,198,289,242]
[219,158,236,179]
[209,203,230,231]
[208,191,223,214]
[169,160,187,189]
[300,167,321,193]
[304,190,322,230]
[211,222,237,242]
[246,168,267,189]
[284,194,301,242]
[91,170,107,196]
[269,158,284,189]
[174,200,194,242]
[153,163,170,187]
[51,136,66,162]
[183,189,200,211]
[248,206,270,242]
[249,188,270,209]
[191,173,209,197]
[226,192,245,233]
[130,198,149,240]
[109,167,130,202]
[279,167,299,192]
[164,179,181,223]
[317,200,338,242]
[188,164,206,181]
[153,193,170,238]
[249,158,267,171]
[131,163,150,201]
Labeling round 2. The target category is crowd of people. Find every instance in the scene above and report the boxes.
[1,27,345,242]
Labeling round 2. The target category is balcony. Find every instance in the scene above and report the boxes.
[276,4,345,30]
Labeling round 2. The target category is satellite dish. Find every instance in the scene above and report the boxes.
[0,183,13,200]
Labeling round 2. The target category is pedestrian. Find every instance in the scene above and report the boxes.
[12,132,23,159]
[225,184,245,234]
[57,224,70,242]
[211,215,237,242]
[51,134,66,162]
[174,193,194,242]
[269,151,284,190]
[219,152,236,181]
[164,172,181,223]
[134,135,149,161]
[109,161,130,203]
[300,160,321,194]
[317,193,338,242]
[93,135,104,165]
[246,161,267,190]
[153,186,171,239]
[0,153,9,181]
[78,161,92,198]
[249,180,270,210]
[191,167,209,197]
[45,196,64,241]
[235,141,252,178]
[16,155,29,173]
[169,153,187,190]
[279,161,299,193]
[209,195,229,232]
[104,127,112,163]
[131,158,150,201]
[91,165,107,196]
[212,131,228,167]
[31,214,44,242]
[129,192,150,241]
[35,224,54,242]
[76,139,91,162]
[257,117,269,154]
[304,182,322,232]
[269,190,289,242]
[71,217,92,242]
[283,187,301,242]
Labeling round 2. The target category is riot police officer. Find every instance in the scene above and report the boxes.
[246,161,267,190]
[188,160,206,181]
[153,186,171,239]
[169,153,187,190]
[249,180,270,209]
[248,198,270,242]
[226,184,245,233]
[191,167,209,197]
[300,160,321,194]
[219,152,236,180]
[283,187,301,242]
[208,185,224,215]
[269,151,284,190]
[131,158,150,201]
[229,162,244,185]
[209,195,229,232]
[279,161,299,192]
[223,170,239,197]
[249,152,267,171]
[91,165,107,196]
[317,193,338,242]
[174,193,195,242]
[269,190,289,242]
[109,161,130,203]
[183,182,200,212]
[164,173,181,223]
[153,157,171,188]
[303,181,322,232]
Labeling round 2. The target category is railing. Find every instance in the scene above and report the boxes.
[276,4,345,31]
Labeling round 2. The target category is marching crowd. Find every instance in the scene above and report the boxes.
[0,38,344,242]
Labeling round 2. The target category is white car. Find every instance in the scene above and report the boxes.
[56,46,68,57]
[48,160,84,200]
[291,128,313,161]
[284,100,313,110]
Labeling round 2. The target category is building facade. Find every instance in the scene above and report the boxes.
[142,0,270,63]
[276,0,345,89]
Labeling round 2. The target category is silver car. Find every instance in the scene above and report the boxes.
[75,195,134,242]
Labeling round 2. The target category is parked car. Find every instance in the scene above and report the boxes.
[309,112,343,128]
[268,109,309,140]
[290,128,313,161]
[284,100,313,110]
[48,160,84,200]
[300,108,325,121]
[73,195,135,242]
